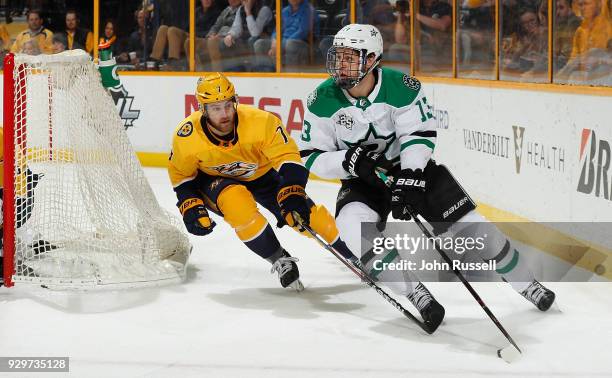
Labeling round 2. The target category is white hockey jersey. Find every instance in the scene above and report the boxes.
[299,67,437,179]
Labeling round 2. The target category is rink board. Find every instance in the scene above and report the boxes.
[0,73,610,272]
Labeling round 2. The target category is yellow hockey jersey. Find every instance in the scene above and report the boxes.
[169,104,302,187]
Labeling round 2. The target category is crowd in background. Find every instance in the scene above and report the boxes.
[0,0,609,85]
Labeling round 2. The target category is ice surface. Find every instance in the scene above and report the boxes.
[1,168,610,378]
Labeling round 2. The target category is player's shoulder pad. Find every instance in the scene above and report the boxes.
[379,67,422,108]
[306,77,351,118]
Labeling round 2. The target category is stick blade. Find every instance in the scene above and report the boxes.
[497,345,522,363]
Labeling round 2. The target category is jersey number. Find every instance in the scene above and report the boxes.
[276,126,289,144]
[301,120,312,142]
[416,97,434,123]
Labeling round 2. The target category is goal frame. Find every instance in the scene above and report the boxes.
[4,53,17,287]
[2,51,190,290]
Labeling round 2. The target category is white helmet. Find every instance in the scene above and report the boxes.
[326,24,384,89]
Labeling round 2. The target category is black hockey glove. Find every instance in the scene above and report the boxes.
[277,184,311,230]
[342,145,390,188]
[390,168,426,221]
[179,198,216,236]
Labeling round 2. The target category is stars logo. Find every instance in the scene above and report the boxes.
[370,29,378,37]
[342,123,396,155]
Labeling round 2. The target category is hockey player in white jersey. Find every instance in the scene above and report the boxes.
[299,24,556,330]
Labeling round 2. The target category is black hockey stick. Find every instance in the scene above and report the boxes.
[294,214,435,334]
[378,171,522,356]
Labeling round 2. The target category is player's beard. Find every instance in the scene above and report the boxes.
[207,116,234,137]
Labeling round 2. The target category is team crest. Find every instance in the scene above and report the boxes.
[177,122,193,137]
[307,89,317,107]
[210,161,258,178]
[402,75,421,91]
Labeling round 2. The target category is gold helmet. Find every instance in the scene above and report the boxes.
[195,73,236,110]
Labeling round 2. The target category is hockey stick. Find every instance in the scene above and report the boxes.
[293,214,435,334]
[377,171,522,358]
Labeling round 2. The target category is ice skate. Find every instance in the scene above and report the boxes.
[270,250,304,292]
[407,283,445,332]
[520,280,556,311]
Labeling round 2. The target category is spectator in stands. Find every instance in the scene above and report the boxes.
[0,23,10,52]
[388,0,411,63]
[417,0,453,68]
[119,8,153,66]
[570,0,612,59]
[149,0,190,70]
[557,0,612,82]
[318,0,395,60]
[184,0,224,71]
[10,9,53,54]
[554,0,581,72]
[99,19,121,57]
[253,0,317,71]
[52,33,67,53]
[206,0,242,71]
[457,0,495,66]
[57,9,93,54]
[501,8,547,74]
[357,0,396,46]
[212,0,274,71]
[21,38,41,55]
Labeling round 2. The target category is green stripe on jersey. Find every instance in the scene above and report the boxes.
[305,152,322,170]
[400,139,435,151]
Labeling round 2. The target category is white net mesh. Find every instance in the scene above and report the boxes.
[8,50,191,289]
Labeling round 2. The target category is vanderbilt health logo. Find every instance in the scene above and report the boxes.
[512,126,526,173]
[109,85,141,129]
[512,125,565,174]
[463,128,510,158]
[577,128,611,200]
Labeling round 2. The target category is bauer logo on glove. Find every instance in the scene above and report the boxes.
[179,197,216,236]
[395,177,426,189]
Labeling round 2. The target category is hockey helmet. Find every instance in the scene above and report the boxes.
[326,24,384,89]
[195,72,236,111]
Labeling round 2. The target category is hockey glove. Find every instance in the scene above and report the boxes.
[342,145,390,188]
[390,169,426,221]
[277,184,310,230]
[179,198,215,236]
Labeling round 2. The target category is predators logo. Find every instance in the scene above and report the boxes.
[209,161,258,178]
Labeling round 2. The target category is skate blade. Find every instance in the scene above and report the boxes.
[288,279,304,292]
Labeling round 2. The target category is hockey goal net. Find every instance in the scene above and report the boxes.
[2,50,191,289]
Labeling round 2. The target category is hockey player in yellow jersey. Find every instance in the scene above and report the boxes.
[168,73,360,290]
